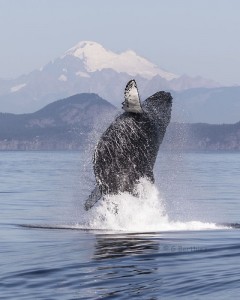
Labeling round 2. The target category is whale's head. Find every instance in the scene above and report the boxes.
[143,91,172,126]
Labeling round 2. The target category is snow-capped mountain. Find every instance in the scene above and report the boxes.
[0,41,221,114]
[63,41,178,80]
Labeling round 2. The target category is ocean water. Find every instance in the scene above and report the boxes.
[1,151,240,299]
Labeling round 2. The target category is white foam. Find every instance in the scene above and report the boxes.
[81,179,226,232]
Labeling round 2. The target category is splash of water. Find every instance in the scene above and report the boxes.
[81,178,226,232]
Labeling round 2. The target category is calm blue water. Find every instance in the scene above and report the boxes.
[1,151,240,299]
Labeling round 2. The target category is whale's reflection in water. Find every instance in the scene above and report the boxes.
[92,233,163,298]
[94,233,160,260]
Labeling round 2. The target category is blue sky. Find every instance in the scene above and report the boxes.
[0,0,240,85]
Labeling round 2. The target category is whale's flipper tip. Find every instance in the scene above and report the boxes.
[84,185,102,211]
[122,79,143,114]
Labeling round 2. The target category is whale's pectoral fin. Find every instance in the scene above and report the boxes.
[84,185,102,211]
[122,79,143,114]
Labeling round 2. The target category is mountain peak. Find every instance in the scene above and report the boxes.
[65,40,106,58]
[63,40,178,80]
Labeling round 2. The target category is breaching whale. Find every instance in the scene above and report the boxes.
[84,80,172,210]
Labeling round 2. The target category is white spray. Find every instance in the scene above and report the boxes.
[78,178,225,232]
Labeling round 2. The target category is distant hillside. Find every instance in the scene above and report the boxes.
[0,93,117,150]
[0,93,239,151]
[171,86,240,124]
[163,122,240,151]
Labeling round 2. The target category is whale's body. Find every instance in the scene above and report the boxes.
[85,80,172,210]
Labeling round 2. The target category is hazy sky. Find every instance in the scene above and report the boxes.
[1,0,240,85]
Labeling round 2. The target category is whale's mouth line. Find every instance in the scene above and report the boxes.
[15,222,240,232]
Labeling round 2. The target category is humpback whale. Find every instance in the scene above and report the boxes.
[85,80,172,210]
